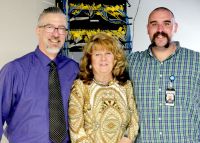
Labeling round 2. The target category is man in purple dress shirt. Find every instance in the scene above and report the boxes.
[0,7,79,143]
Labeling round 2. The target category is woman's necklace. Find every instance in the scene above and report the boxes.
[93,78,114,86]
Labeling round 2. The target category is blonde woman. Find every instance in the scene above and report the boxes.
[68,32,139,143]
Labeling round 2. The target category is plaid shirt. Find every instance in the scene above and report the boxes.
[128,42,200,143]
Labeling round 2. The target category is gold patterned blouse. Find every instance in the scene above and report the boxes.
[68,79,139,143]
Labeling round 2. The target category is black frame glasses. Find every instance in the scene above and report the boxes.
[39,24,67,35]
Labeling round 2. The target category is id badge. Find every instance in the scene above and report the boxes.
[165,89,175,106]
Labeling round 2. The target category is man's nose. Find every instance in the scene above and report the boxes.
[157,24,164,32]
[52,28,59,36]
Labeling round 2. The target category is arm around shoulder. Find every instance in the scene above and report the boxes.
[125,80,139,142]
[68,79,93,143]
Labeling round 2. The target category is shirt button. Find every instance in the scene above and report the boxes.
[159,103,162,106]
[160,74,162,77]
[160,62,163,65]
[159,132,162,135]
[159,88,162,92]
[158,117,161,120]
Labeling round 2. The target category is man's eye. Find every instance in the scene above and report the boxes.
[164,22,170,26]
[151,23,157,26]
[46,25,53,29]
[59,27,66,30]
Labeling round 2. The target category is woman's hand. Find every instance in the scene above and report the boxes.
[119,137,132,143]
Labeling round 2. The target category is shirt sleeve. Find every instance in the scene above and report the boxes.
[68,80,93,143]
[125,80,139,141]
[0,63,18,138]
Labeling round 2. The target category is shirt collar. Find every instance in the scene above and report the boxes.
[147,41,181,59]
[34,46,73,69]
[35,47,51,67]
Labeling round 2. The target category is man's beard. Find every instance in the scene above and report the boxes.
[46,46,61,55]
[150,32,170,48]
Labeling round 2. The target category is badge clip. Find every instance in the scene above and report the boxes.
[165,75,175,106]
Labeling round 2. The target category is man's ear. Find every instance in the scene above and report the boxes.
[174,22,178,33]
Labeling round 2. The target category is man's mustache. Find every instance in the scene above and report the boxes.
[152,31,169,41]
[149,31,170,48]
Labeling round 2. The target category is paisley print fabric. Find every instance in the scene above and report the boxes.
[68,79,139,143]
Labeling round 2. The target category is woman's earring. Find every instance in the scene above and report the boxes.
[89,65,92,69]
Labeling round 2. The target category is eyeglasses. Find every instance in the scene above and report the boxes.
[39,24,67,35]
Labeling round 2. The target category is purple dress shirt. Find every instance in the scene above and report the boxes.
[0,47,79,143]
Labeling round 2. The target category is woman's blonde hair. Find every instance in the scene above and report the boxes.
[79,32,129,85]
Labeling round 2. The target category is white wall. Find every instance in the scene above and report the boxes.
[0,0,54,142]
[0,0,199,142]
[128,0,200,52]
[0,0,55,69]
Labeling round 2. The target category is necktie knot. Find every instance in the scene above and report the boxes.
[49,61,57,69]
